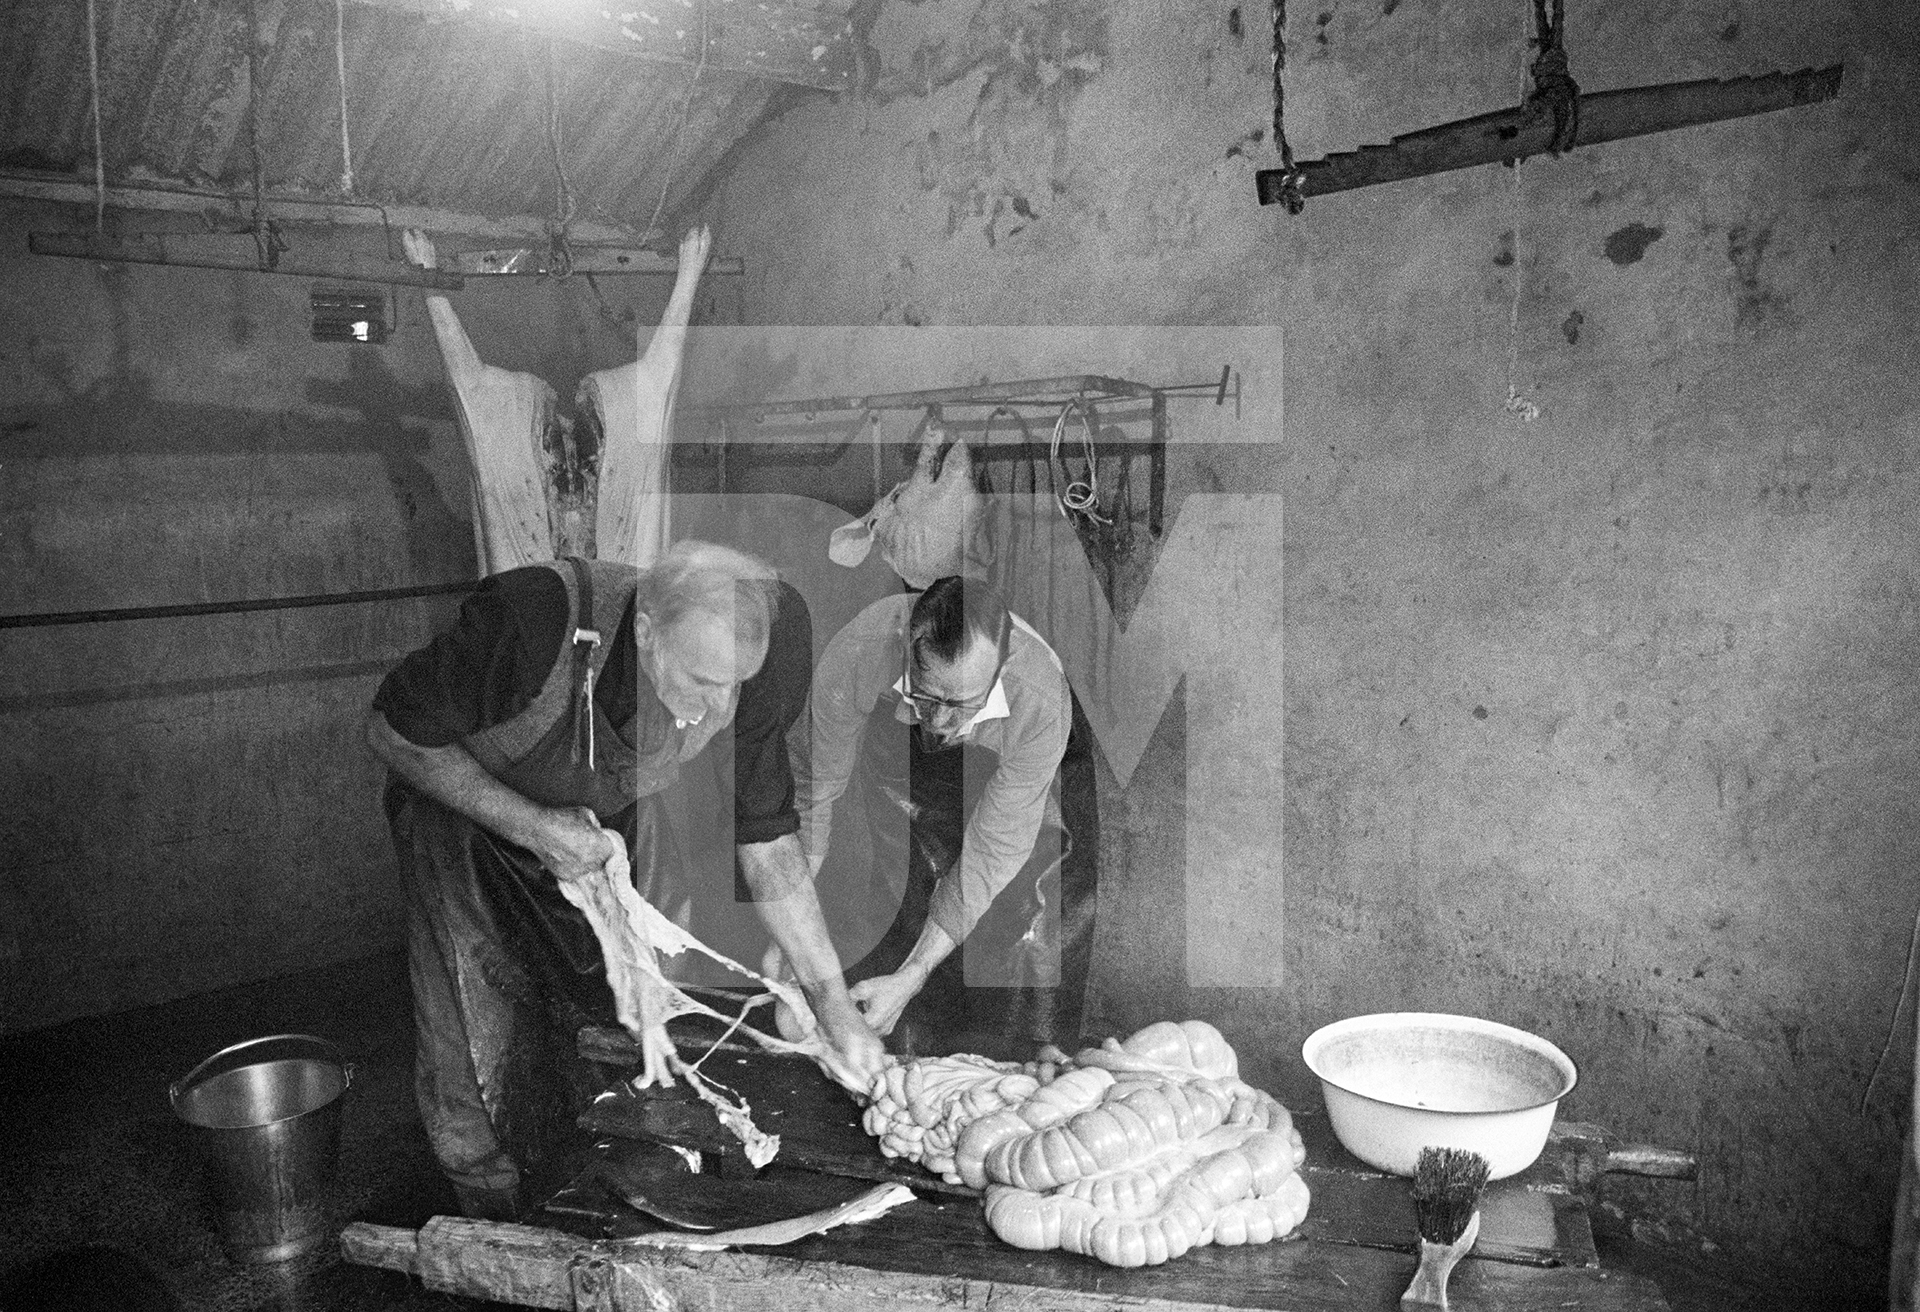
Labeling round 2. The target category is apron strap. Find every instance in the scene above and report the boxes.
[564,556,601,771]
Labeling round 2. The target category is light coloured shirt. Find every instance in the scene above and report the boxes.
[801,593,1071,945]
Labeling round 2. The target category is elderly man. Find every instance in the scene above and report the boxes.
[368,541,883,1219]
[801,575,1096,1058]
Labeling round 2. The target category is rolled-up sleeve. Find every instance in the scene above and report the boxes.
[371,573,558,746]
[924,667,1071,945]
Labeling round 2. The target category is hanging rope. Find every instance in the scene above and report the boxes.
[644,0,712,242]
[1528,0,1580,155]
[1504,2,1540,423]
[84,0,105,231]
[1050,398,1113,525]
[333,0,355,194]
[544,39,577,278]
[976,404,1028,496]
[243,1,287,271]
[1268,0,1305,214]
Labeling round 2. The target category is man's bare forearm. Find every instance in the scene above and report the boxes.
[365,710,620,881]
[737,831,876,1038]
[739,833,886,1085]
[737,833,851,992]
[366,712,543,841]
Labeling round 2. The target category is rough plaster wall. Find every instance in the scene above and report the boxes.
[0,205,684,1033]
[700,0,1920,1298]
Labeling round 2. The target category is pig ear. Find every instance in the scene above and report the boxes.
[829,518,876,567]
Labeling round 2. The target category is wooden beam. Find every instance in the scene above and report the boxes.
[341,1213,1676,1311]
[0,171,657,245]
[1257,64,1843,206]
[347,0,856,91]
[27,231,465,289]
[447,246,743,277]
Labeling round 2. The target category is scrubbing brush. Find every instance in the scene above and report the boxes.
[1400,1146,1492,1309]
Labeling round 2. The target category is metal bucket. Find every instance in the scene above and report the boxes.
[169,1034,353,1262]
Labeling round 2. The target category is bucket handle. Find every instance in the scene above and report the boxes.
[169,1033,347,1108]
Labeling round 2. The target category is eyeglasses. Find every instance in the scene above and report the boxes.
[901,651,1005,716]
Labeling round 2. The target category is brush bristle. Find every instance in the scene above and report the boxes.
[1410,1146,1491,1245]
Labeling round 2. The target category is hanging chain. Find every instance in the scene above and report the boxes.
[645,0,712,242]
[334,0,355,194]
[85,0,105,231]
[544,39,576,278]
[243,0,286,270]
[1269,0,1305,214]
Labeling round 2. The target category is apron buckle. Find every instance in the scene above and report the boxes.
[572,629,602,770]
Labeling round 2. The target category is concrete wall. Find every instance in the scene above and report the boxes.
[0,203,692,1033]
[693,0,1920,1299]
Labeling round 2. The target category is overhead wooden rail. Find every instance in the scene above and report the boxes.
[1257,65,1845,206]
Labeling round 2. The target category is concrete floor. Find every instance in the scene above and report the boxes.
[0,947,508,1312]
[0,949,1805,1312]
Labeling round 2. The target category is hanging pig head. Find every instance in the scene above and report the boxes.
[830,419,992,589]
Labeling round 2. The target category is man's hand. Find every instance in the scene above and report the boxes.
[811,990,889,1093]
[532,806,629,884]
[847,965,929,1038]
[762,944,888,1095]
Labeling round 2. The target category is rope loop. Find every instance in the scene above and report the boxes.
[1050,397,1113,525]
[1528,0,1580,154]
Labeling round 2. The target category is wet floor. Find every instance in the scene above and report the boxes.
[0,948,509,1312]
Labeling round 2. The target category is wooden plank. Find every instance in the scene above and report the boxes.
[579,1031,1600,1265]
[1257,65,1843,204]
[445,247,744,277]
[343,1209,1674,1311]
[346,0,855,90]
[0,170,655,244]
[1547,1120,1699,1193]
[27,231,465,289]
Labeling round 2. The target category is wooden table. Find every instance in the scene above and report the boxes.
[343,1028,1674,1311]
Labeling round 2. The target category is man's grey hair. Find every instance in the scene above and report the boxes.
[634,540,780,651]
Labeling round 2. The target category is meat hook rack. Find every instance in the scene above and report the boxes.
[687,370,1239,537]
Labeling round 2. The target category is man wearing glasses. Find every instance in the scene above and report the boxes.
[797,575,1090,1057]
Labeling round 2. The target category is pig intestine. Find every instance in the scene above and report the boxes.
[861,1021,1310,1267]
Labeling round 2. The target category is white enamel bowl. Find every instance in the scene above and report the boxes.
[1301,1012,1578,1180]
